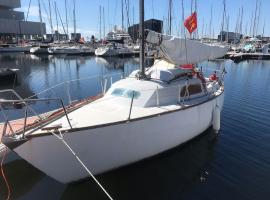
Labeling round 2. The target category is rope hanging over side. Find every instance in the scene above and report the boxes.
[1,147,11,200]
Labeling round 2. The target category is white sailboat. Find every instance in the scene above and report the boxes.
[29,45,50,54]
[95,43,134,57]
[1,1,228,184]
[48,45,95,55]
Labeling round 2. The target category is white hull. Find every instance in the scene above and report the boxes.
[48,48,81,55]
[95,47,118,57]
[12,92,224,183]
[30,47,49,54]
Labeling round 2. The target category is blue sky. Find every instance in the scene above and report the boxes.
[18,0,269,39]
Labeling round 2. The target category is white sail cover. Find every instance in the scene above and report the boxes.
[146,30,228,65]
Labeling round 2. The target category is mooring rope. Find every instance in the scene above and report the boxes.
[49,130,113,200]
[1,147,11,200]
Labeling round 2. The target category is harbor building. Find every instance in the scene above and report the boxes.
[218,31,243,43]
[0,0,46,43]
[128,19,163,42]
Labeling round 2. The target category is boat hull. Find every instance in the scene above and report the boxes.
[9,92,224,183]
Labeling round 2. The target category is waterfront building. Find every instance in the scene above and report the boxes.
[218,31,243,43]
[0,0,46,43]
[128,19,163,42]
[46,31,69,42]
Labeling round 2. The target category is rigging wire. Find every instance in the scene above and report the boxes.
[26,0,32,21]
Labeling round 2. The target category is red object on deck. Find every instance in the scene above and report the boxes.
[209,73,217,81]
[179,64,194,70]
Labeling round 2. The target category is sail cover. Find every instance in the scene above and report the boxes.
[146,30,228,65]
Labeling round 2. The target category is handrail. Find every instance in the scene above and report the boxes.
[0,97,72,138]
[25,73,123,100]
[0,89,42,120]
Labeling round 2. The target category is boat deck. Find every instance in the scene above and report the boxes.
[29,98,183,135]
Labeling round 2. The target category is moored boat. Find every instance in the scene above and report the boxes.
[30,45,50,54]
[0,0,228,184]
[95,43,134,57]
[0,68,19,80]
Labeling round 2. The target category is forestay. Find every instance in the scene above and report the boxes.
[146,30,228,65]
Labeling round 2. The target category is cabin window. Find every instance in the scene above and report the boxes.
[111,88,140,99]
[180,84,202,97]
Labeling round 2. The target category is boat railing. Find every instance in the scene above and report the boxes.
[0,97,72,138]
[0,73,123,137]
[25,73,124,105]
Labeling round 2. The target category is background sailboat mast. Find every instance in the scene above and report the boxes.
[73,0,76,35]
[99,5,101,39]
[48,0,53,34]
[168,0,172,35]
[103,6,105,39]
[139,0,145,77]
[54,1,59,40]
[209,4,213,39]
[38,0,44,39]
[65,0,69,39]
[252,0,258,37]
[121,0,124,31]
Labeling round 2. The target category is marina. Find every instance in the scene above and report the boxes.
[0,0,270,199]
[0,54,270,200]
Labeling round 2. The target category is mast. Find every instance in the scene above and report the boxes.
[139,0,145,78]
[221,0,226,41]
[250,12,254,36]
[253,0,258,37]
[181,0,185,38]
[73,0,76,35]
[38,0,44,39]
[121,0,124,31]
[65,0,69,39]
[201,17,204,39]
[239,6,243,34]
[99,5,101,40]
[194,0,198,39]
[103,6,105,39]
[255,0,262,36]
[262,19,265,38]
[54,1,59,40]
[168,0,172,35]
[209,4,213,39]
[48,0,53,34]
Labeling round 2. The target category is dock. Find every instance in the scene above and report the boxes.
[226,52,270,62]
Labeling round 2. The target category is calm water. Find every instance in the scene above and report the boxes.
[0,53,270,200]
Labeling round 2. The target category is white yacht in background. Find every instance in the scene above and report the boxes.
[30,45,50,54]
[95,43,134,57]
[48,46,95,55]
[48,46,81,55]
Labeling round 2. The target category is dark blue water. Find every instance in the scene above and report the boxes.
[0,54,270,200]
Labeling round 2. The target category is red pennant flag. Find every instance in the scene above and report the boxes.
[184,12,197,34]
